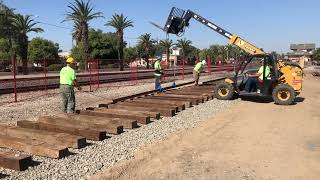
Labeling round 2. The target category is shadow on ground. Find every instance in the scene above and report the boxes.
[239,95,305,105]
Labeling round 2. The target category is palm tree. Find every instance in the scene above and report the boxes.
[176,38,192,64]
[12,14,43,75]
[159,39,173,67]
[72,20,82,45]
[64,0,103,70]
[137,33,156,69]
[0,2,14,39]
[105,13,133,71]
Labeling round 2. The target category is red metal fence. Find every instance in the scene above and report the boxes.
[0,57,260,104]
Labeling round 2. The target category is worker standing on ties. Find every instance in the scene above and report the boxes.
[154,56,163,91]
[60,57,81,113]
[193,60,207,86]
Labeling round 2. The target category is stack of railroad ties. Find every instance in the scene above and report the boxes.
[0,79,221,173]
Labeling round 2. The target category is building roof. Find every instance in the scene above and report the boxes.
[290,44,315,51]
[287,51,313,56]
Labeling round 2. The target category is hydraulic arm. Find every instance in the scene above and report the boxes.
[161,7,265,55]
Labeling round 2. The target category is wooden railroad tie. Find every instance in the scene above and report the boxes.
[38,116,123,135]
[0,134,69,159]
[17,120,106,141]
[0,151,32,171]
[55,113,138,129]
[77,110,151,125]
[0,125,86,149]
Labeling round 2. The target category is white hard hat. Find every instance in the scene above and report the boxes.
[201,60,207,65]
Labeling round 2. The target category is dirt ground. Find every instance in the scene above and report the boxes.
[90,76,320,180]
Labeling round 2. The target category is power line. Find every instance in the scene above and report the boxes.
[36,21,72,30]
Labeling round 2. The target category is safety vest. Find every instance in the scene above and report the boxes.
[60,65,76,85]
[194,62,204,73]
[258,66,270,80]
[154,60,162,76]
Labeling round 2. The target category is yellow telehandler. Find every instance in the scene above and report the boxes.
[154,7,303,105]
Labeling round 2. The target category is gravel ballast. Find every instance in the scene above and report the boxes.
[0,74,236,179]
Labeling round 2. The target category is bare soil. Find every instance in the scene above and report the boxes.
[90,76,320,180]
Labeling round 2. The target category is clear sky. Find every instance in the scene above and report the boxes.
[4,0,320,53]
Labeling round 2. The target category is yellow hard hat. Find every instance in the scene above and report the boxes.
[66,57,75,64]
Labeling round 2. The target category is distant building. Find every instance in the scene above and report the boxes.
[58,50,72,58]
[286,44,315,63]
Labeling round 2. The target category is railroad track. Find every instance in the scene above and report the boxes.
[0,77,223,174]
[0,66,233,94]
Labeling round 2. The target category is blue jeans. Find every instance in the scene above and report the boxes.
[155,75,161,90]
[245,77,258,92]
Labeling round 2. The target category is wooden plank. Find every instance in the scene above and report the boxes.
[0,135,69,159]
[0,152,32,171]
[144,95,197,106]
[55,113,138,129]
[0,125,86,149]
[164,91,212,101]
[107,104,175,117]
[77,110,150,125]
[38,116,123,135]
[95,108,160,120]
[155,93,205,103]
[131,96,192,111]
[167,90,213,99]
[17,120,106,141]
[168,88,214,95]
[107,101,182,112]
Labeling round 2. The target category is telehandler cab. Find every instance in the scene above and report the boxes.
[154,7,303,105]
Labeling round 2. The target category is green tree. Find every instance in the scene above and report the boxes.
[137,33,156,69]
[88,29,118,59]
[176,38,192,63]
[12,14,43,74]
[313,48,320,62]
[105,13,133,71]
[0,1,16,69]
[159,39,173,66]
[0,1,14,39]
[0,38,10,60]
[64,0,104,70]
[124,46,138,64]
[28,37,59,63]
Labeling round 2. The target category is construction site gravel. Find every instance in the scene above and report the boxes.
[0,75,235,179]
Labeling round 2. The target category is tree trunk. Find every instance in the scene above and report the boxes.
[146,55,149,69]
[166,48,169,68]
[119,33,124,71]
[116,31,124,71]
[19,35,28,75]
[82,22,89,71]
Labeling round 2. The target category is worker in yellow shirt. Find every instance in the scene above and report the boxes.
[193,60,206,86]
[245,60,271,93]
[154,56,163,91]
[60,57,81,113]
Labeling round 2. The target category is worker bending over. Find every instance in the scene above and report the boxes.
[60,57,81,113]
[154,56,163,91]
[193,60,206,86]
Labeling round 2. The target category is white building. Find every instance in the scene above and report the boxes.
[58,50,72,58]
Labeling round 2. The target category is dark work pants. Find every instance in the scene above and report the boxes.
[60,84,75,113]
[245,77,258,92]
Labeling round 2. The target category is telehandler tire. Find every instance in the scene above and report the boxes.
[272,84,296,105]
[214,82,234,100]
